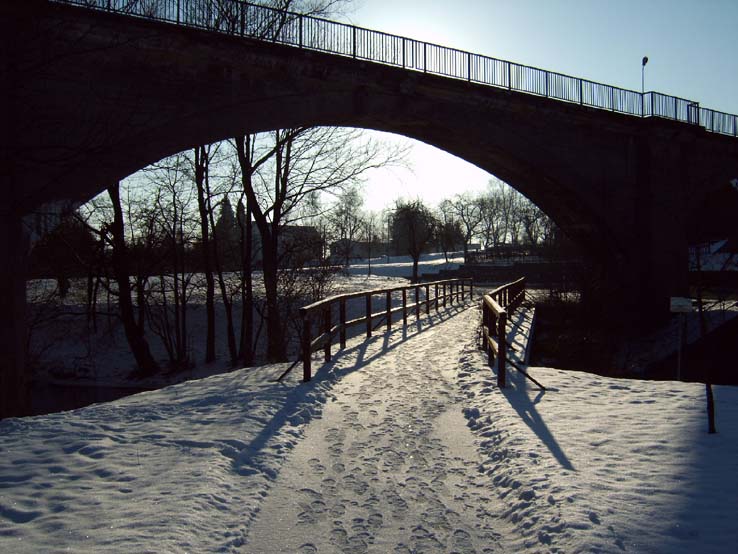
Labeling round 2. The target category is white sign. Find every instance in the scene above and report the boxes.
[670,297,693,313]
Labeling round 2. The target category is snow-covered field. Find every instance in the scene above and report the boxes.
[345,252,464,278]
[2,301,737,553]
[26,254,459,393]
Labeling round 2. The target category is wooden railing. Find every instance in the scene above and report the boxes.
[481,277,526,387]
[299,277,473,381]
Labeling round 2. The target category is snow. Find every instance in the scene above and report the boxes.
[26,253,460,392]
[345,252,464,279]
[689,240,738,271]
[3,282,738,552]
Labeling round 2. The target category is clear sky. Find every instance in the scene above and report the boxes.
[342,0,738,213]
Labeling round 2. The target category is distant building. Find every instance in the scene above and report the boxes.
[276,225,323,266]
[329,239,387,261]
[211,199,323,269]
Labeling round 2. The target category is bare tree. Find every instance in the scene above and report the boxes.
[328,187,365,266]
[361,211,380,276]
[238,127,400,361]
[193,145,217,363]
[235,193,255,366]
[440,193,482,260]
[436,217,464,263]
[143,154,197,370]
[106,183,159,375]
[477,185,503,249]
[392,199,437,282]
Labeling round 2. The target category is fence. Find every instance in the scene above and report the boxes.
[481,277,526,388]
[299,277,473,381]
[50,0,738,137]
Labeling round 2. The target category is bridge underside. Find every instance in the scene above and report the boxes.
[2,1,738,416]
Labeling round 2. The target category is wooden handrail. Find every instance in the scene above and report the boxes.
[299,277,473,381]
[299,277,473,314]
[480,277,526,387]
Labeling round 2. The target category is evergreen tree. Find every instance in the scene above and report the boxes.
[214,195,240,270]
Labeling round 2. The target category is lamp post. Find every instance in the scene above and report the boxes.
[641,56,648,94]
[641,56,648,116]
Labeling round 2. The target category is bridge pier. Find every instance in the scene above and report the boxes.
[627,135,691,323]
[0,208,30,419]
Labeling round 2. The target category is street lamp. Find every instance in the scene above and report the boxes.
[641,56,649,116]
[641,56,649,94]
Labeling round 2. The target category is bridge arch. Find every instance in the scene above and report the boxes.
[7,2,645,263]
[3,0,738,417]
[7,0,738,306]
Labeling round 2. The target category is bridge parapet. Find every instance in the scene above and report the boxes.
[49,0,738,137]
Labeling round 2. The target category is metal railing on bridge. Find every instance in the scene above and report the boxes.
[50,0,738,137]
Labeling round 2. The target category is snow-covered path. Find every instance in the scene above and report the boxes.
[246,304,507,553]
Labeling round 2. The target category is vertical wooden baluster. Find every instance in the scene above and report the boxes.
[402,289,407,326]
[302,310,311,382]
[323,305,331,362]
[340,298,346,349]
[386,291,392,331]
[415,286,420,320]
[498,310,507,388]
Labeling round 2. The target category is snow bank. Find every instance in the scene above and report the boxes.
[0,365,332,552]
[458,308,738,553]
[345,252,464,278]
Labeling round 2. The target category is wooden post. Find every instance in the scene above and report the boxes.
[498,310,507,388]
[425,284,430,314]
[415,286,420,320]
[519,282,524,310]
[323,305,331,362]
[470,279,474,301]
[339,298,346,349]
[386,291,392,331]
[435,283,439,311]
[302,311,312,382]
[487,327,494,367]
[487,307,496,367]
[366,293,372,338]
[443,283,447,307]
[402,289,407,325]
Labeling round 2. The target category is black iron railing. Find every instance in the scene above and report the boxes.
[49,0,738,137]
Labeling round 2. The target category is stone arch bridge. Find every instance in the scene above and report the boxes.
[2,0,738,416]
